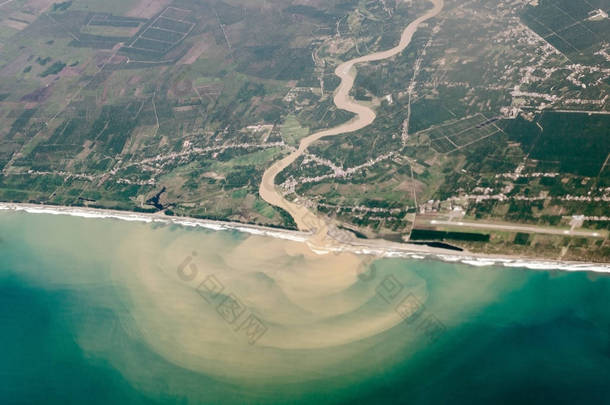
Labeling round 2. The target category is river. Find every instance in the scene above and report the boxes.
[259,0,445,250]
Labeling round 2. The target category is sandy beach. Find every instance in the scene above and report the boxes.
[3,198,610,404]
[3,1,603,273]
[2,202,609,273]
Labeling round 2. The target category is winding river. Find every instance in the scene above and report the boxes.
[259,0,444,248]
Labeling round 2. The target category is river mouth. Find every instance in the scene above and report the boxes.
[3,209,610,404]
[259,0,445,247]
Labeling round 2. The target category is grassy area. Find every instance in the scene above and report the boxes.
[0,0,608,260]
[280,114,309,146]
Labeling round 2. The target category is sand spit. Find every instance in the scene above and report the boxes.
[0,202,309,243]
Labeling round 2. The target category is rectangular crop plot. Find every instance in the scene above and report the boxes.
[553,0,593,20]
[423,114,487,139]
[545,34,578,54]
[522,4,569,30]
[544,10,577,32]
[140,27,185,43]
[583,18,610,36]
[431,137,456,153]
[152,17,193,34]
[521,0,609,60]
[520,13,552,36]
[73,33,130,49]
[90,20,141,27]
[556,24,598,51]
[448,125,497,147]
[116,6,196,59]
[89,15,146,27]
[132,38,173,53]
[421,114,501,153]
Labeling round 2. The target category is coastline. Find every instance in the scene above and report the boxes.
[2,201,609,273]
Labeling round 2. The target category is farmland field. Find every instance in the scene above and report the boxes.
[0,0,608,260]
[522,0,610,62]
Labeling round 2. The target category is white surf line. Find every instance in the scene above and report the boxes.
[0,202,310,243]
[2,202,609,273]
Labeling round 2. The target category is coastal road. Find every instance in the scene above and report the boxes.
[422,219,606,238]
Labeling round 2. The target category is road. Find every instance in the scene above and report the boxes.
[423,219,605,238]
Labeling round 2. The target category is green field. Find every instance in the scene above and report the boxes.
[0,0,608,260]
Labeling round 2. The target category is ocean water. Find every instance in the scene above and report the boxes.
[1,210,609,404]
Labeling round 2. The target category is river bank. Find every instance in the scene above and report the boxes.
[259,0,445,245]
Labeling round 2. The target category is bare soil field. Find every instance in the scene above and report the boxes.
[126,0,171,19]
[178,35,210,65]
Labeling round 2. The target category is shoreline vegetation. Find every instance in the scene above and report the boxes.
[2,0,607,273]
[2,202,609,273]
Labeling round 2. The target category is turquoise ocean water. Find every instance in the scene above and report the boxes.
[1,211,609,404]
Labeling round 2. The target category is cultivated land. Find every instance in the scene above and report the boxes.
[260,0,444,251]
[0,0,609,261]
